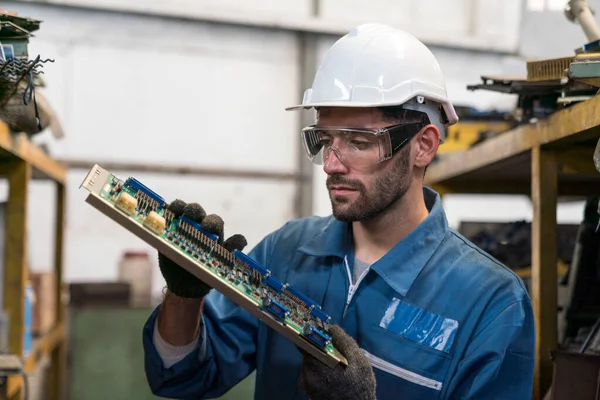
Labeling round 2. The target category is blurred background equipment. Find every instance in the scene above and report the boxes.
[0,9,61,140]
[459,220,578,284]
[467,0,600,128]
[564,0,600,50]
[466,74,597,123]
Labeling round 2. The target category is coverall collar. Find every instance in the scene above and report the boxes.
[298,186,448,296]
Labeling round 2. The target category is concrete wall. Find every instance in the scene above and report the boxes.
[0,0,590,297]
[15,0,524,52]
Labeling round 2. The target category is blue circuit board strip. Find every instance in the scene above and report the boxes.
[180,216,219,242]
[285,284,318,309]
[234,250,270,276]
[124,177,166,208]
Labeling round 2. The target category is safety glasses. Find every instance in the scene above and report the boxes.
[301,121,425,170]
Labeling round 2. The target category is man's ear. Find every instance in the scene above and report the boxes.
[413,125,440,169]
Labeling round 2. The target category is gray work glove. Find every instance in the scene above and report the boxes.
[158,199,248,299]
[298,325,377,400]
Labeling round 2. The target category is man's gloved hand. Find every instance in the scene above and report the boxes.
[298,325,377,400]
[158,199,248,299]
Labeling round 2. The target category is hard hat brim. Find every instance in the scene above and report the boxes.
[286,100,459,127]
[285,101,402,111]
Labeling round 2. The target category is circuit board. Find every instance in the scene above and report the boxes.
[80,164,347,369]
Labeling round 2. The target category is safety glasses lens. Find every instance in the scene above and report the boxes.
[301,128,389,168]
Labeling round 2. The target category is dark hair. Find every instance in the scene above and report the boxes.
[378,106,430,125]
[378,106,432,178]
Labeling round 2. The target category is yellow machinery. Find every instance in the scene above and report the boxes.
[437,105,513,154]
[439,119,511,153]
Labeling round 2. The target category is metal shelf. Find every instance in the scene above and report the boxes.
[424,94,600,400]
[425,94,600,196]
[0,120,67,400]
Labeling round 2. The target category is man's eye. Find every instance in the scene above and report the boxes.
[350,141,370,149]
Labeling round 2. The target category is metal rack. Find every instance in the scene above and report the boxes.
[0,121,66,399]
[424,94,600,400]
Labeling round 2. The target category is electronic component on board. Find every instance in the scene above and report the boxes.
[144,211,167,235]
[303,324,332,348]
[263,296,290,320]
[115,192,137,215]
[124,177,165,210]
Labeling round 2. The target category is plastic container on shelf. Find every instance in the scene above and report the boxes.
[23,281,34,357]
[117,250,153,308]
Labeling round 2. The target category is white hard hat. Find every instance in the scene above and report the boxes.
[286,23,458,140]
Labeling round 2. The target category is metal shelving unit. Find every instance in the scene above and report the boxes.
[0,121,67,399]
[424,94,600,400]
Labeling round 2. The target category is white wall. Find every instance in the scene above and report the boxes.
[17,0,523,52]
[25,6,301,172]
[320,0,523,52]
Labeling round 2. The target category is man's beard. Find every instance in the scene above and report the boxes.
[326,147,412,222]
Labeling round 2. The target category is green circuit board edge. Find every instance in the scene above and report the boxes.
[80,165,345,366]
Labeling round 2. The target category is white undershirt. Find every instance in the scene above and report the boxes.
[153,320,199,368]
[353,257,370,284]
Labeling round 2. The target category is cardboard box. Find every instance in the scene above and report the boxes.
[29,272,55,335]
[68,282,131,308]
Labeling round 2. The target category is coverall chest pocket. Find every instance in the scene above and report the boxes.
[359,298,458,400]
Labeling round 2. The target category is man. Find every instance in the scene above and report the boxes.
[143,23,535,400]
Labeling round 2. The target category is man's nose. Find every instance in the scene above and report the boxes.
[323,148,349,175]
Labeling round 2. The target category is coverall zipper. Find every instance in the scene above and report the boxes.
[342,255,370,320]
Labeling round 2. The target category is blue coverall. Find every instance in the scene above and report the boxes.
[143,188,535,399]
